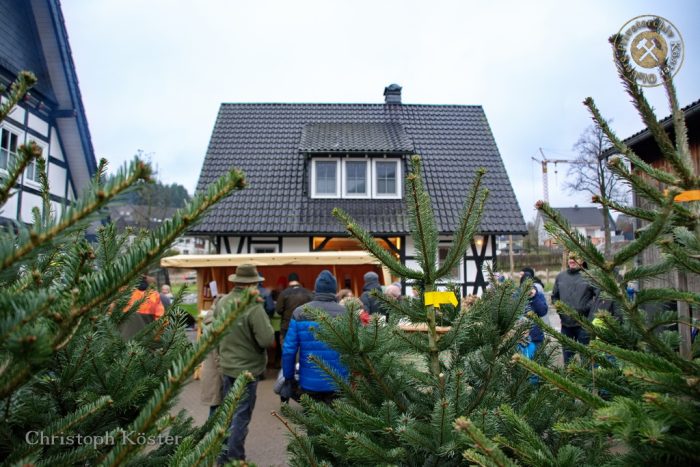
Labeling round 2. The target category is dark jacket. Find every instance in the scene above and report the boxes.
[276,285,313,335]
[525,289,548,343]
[552,268,597,328]
[257,284,275,317]
[281,292,348,393]
[360,278,383,315]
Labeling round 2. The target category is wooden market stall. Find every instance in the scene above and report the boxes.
[160,251,392,313]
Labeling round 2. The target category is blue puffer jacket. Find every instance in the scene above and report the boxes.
[282,292,348,393]
[525,289,548,343]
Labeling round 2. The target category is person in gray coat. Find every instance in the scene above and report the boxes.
[552,252,597,364]
[360,271,384,316]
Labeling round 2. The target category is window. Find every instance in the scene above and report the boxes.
[0,126,19,172]
[24,140,45,183]
[343,160,369,197]
[311,157,402,199]
[373,160,400,197]
[311,159,340,197]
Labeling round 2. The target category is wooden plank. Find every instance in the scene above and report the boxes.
[161,251,383,268]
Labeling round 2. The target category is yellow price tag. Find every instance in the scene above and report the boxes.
[675,190,700,202]
[424,291,458,307]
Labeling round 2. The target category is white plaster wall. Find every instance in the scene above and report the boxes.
[19,191,43,224]
[1,191,18,219]
[282,237,308,252]
[0,97,25,123]
[27,113,49,137]
[47,163,67,197]
[50,129,64,161]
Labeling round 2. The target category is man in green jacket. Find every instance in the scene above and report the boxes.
[214,264,274,462]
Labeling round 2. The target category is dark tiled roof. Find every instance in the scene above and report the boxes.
[553,206,616,230]
[192,102,526,236]
[299,122,414,153]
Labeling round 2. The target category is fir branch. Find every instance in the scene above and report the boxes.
[272,410,321,467]
[97,290,254,466]
[0,142,42,206]
[612,197,674,266]
[405,155,438,282]
[454,417,518,467]
[435,168,488,279]
[0,70,36,121]
[496,404,553,464]
[512,354,607,409]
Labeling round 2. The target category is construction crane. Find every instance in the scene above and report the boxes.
[531,148,574,203]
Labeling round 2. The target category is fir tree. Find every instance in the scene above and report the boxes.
[509,32,700,465]
[278,156,607,466]
[0,72,255,465]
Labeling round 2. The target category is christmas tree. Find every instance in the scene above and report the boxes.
[278,156,608,466]
[510,33,700,465]
[0,72,255,465]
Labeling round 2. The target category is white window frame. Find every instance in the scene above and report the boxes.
[311,158,341,198]
[24,138,46,185]
[253,245,278,254]
[372,159,402,199]
[342,158,370,198]
[0,123,22,174]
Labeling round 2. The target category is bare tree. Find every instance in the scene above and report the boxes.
[564,124,627,258]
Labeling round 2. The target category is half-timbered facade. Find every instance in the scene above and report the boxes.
[0,0,96,225]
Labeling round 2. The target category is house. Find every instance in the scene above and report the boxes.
[191,84,526,296]
[535,205,616,248]
[0,0,97,225]
[603,99,699,292]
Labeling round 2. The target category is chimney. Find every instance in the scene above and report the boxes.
[384,83,402,104]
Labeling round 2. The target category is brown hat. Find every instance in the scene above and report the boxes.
[229,264,263,284]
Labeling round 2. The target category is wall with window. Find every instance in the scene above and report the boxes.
[310,156,402,199]
[0,107,74,224]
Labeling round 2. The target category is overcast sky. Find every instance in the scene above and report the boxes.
[61,0,700,223]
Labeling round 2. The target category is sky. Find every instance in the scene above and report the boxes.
[61,0,700,223]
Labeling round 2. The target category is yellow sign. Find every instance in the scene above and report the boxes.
[675,190,700,202]
[424,291,458,307]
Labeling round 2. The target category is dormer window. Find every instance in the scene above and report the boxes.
[310,157,402,199]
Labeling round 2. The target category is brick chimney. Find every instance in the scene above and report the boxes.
[384,84,402,104]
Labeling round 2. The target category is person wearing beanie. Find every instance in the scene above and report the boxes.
[360,270,384,316]
[519,267,544,294]
[281,270,348,403]
[275,272,313,339]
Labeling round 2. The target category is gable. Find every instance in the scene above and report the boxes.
[192,102,526,236]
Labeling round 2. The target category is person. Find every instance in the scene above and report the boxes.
[257,274,275,318]
[519,267,544,294]
[275,272,313,339]
[552,252,597,364]
[200,307,223,418]
[360,271,383,316]
[522,280,548,348]
[214,264,274,462]
[281,270,349,403]
[160,284,174,309]
[125,275,165,323]
[336,288,354,304]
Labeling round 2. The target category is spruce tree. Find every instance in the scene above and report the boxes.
[278,156,608,466]
[0,72,255,465]
[506,34,700,465]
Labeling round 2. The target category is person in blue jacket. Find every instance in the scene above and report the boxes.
[520,268,549,346]
[281,270,348,403]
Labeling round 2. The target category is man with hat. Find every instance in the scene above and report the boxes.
[275,272,313,340]
[214,264,274,462]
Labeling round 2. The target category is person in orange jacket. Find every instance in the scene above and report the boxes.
[125,275,165,323]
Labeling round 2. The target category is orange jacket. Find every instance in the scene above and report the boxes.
[125,289,165,318]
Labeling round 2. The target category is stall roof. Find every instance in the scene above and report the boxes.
[161,251,383,269]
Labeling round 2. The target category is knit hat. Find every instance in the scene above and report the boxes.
[363,271,379,283]
[521,267,535,278]
[315,270,337,294]
[288,272,299,282]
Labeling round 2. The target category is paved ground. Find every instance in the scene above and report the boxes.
[172,303,562,466]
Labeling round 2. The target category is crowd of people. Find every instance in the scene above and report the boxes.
[121,253,623,463]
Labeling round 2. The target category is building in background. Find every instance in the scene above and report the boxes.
[192,84,526,296]
[535,205,616,249]
[0,0,96,225]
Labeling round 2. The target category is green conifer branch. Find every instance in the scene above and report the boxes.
[612,197,674,266]
[272,410,322,467]
[0,71,36,121]
[97,291,254,466]
[454,417,518,467]
[406,155,438,283]
[332,207,421,280]
[436,168,488,278]
[0,142,42,206]
[496,404,553,463]
[512,353,607,409]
